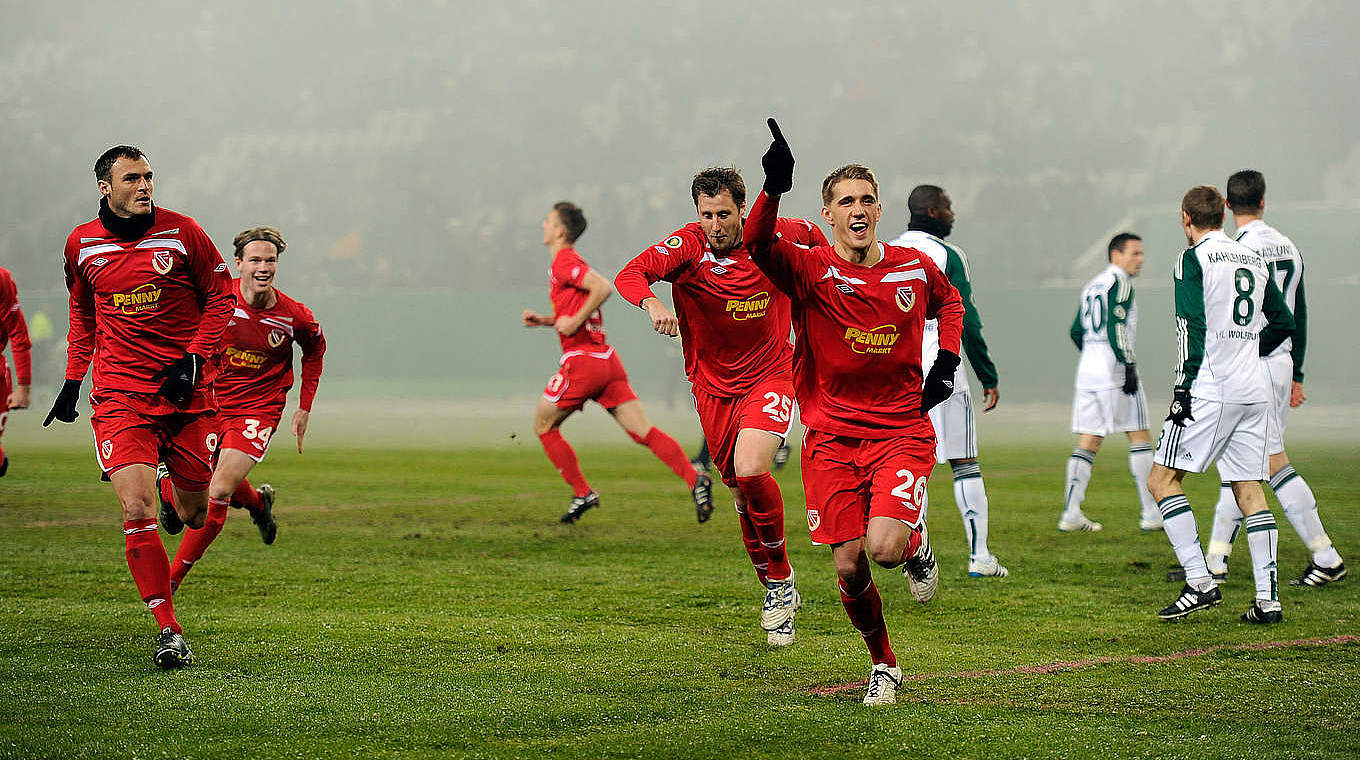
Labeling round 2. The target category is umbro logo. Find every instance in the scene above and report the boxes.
[712,266,727,275]
[90,257,109,267]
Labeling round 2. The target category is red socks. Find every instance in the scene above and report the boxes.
[898,528,924,567]
[539,429,592,497]
[638,428,697,488]
[839,578,895,667]
[734,506,771,587]
[158,475,176,512]
[124,518,180,633]
[231,478,262,514]
[170,497,229,591]
[735,473,791,581]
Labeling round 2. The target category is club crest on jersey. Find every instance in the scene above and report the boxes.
[844,324,900,355]
[101,440,113,460]
[895,287,916,313]
[664,235,683,249]
[268,329,287,348]
[807,508,820,531]
[151,250,174,275]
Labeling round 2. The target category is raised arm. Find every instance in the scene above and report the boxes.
[615,232,694,337]
[744,119,805,297]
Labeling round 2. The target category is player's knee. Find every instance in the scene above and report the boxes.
[733,458,770,479]
[120,494,157,521]
[183,511,207,530]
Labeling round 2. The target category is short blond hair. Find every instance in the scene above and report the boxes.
[233,226,287,258]
[821,164,879,205]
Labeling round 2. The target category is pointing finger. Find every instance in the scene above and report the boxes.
[767,117,786,145]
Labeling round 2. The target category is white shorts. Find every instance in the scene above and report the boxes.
[1154,398,1270,481]
[1071,385,1149,437]
[1262,353,1291,455]
[928,390,977,464]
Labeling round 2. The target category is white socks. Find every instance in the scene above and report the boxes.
[1271,465,1343,568]
[1244,511,1281,610]
[952,461,989,561]
[1128,444,1158,525]
[1158,494,1212,590]
[1062,448,1096,523]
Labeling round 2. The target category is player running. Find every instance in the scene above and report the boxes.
[523,202,710,524]
[615,167,828,646]
[157,226,326,592]
[1059,233,1160,533]
[44,145,235,667]
[744,120,964,704]
[0,266,33,477]
[1149,185,1294,624]
[889,185,1007,577]
[1201,170,1345,587]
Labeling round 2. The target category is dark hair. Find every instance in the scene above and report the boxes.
[1107,232,1142,260]
[234,226,287,258]
[907,184,945,216]
[691,167,746,207]
[1226,170,1265,212]
[821,164,879,205]
[1182,185,1225,230]
[553,201,588,244]
[94,145,145,183]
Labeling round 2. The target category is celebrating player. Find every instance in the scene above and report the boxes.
[523,202,710,524]
[44,145,234,667]
[889,186,1007,577]
[1059,233,1159,533]
[1202,170,1345,587]
[158,226,326,592]
[1148,185,1294,624]
[0,266,33,476]
[615,167,828,646]
[744,120,964,704]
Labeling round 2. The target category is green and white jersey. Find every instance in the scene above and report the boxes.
[890,229,999,394]
[1235,219,1307,382]
[1171,229,1293,403]
[1070,264,1137,391]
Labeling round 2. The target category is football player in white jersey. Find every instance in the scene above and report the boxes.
[890,185,1007,578]
[1059,233,1158,533]
[1148,185,1295,624]
[1202,170,1345,586]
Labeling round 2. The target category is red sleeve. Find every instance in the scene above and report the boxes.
[294,304,325,412]
[743,192,805,298]
[63,235,96,382]
[0,272,31,385]
[924,253,964,355]
[614,230,699,308]
[182,220,235,359]
[551,250,588,290]
[790,218,829,248]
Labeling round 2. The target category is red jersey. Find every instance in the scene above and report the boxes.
[549,247,609,354]
[744,191,965,438]
[615,218,827,397]
[63,206,234,403]
[214,280,326,417]
[0,267,32,386]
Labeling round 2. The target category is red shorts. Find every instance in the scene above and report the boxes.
[543,348,638,413]
[89,390,217,490]
[801,428,936,545]
[217,411,283,463]
[694,377,795,486]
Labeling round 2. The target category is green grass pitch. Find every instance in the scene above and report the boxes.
[2,442,1357,759]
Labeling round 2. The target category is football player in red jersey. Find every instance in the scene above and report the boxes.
[615,167,827,646]
[44,145,235,668]
[522,202,710,524]
[0,265,33,477]
[743,120,965,705]
[158,226,326,593]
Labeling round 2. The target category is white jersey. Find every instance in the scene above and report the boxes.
[1172,230,1273,403]
[1234,219,1302,363]
[1072,264,1137,392]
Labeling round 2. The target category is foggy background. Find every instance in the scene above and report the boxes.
[4,0,1358,447]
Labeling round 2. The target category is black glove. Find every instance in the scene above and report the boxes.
[43,379,82,426]
[1166,387,1194,427]
[152,353,205,404]
[761,117,794,195]
[1122,363,1139,395]
[921,350,961,414]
